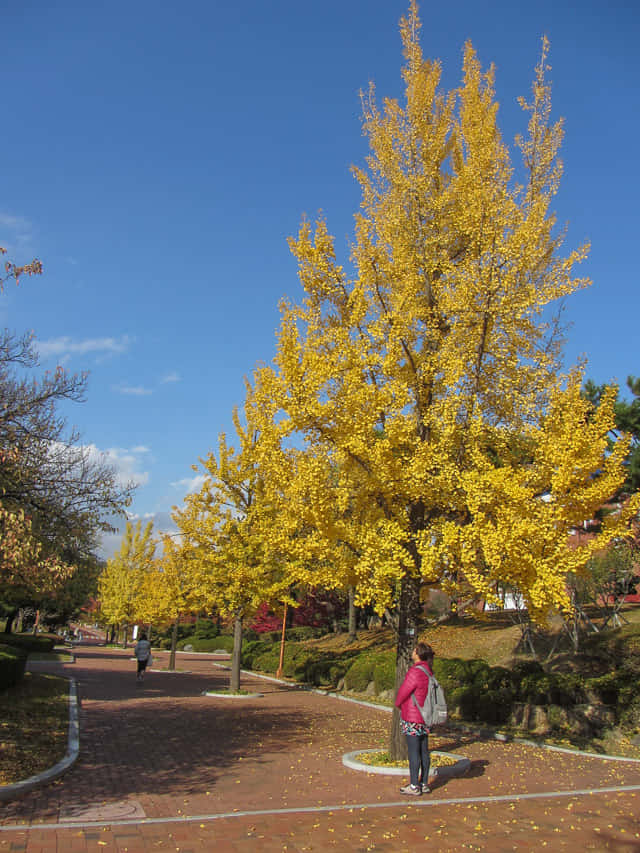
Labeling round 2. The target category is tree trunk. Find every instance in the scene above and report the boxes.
[389,573,422,760]
[122,624,129,648]
[32,609,40,635]
[348,587,357,642]
[169,615,179,671]
[276,604,287,678]
[4,609,18,634]
[230,612,243,692]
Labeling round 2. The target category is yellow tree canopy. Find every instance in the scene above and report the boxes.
[253,3,638,627]
[175,400,293,622]
[98,520,155,627]
[138,535,205,628]
[0,503,73,604]
[248,371,369,598]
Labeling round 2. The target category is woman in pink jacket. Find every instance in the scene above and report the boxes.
[394,641,434,795]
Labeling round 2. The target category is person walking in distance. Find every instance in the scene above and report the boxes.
[394,642,435,795]
[134,632,152,683]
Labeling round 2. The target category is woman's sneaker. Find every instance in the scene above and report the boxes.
[399,784,421,796]
[421,784,431,794]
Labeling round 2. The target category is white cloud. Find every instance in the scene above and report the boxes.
[114,384,153,396]
[46,441,149,490]
[171,474,207,495]
[84,443,150,488]
[36,335,132,361]
[161,371,181,384]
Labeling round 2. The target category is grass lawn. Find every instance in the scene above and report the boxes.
[0,672,69,785]
[27,651,75,663]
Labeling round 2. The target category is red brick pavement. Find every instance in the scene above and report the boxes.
[1,646,639,851]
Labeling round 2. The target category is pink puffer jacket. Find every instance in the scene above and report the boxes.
[394,662,431,725]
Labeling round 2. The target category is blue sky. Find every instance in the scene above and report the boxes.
[2,0,638,558]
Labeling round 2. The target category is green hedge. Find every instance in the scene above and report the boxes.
[344,652,394,692]
[241,639,274,669]
[252,647,281,673]
[0,643,27,689]
[0,633,56,654]
[192,618,220,639]
[373,656,396,693]
[177,635,235,653]
[245,640,356,688]
[286,626,325,641]
[297,653,355,687]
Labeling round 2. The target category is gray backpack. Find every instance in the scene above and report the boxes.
[412,665,448,728]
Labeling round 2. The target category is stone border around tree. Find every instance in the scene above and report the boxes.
[203,690,264,699]
[342,748,471,781]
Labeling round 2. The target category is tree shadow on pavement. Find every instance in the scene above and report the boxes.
[2,697,322,821]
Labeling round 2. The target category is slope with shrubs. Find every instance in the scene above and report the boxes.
[243,609,640,755]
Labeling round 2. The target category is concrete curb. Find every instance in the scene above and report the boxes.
[0,677,79,801]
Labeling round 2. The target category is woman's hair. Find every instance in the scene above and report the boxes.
[414,642,434,663]
[139,633,147,641]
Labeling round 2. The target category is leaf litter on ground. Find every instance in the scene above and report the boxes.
[0,672,69,785]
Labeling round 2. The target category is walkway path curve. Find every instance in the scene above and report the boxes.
[2,645,639,851]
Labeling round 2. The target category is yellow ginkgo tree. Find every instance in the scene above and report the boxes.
[256,2,638,757]
[97,519,155,646]
[140,535,205,670]
[175,397,293,691]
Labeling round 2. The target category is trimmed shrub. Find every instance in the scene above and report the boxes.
[301,654,354,687]
[241,639,274,669]
[518,673,554,704]
[511,659,545,680]
[344,652,392,693]
[282,646,312,678]
[0,643,27,689]
[584,671,619,705]
[477,688,514,724]
[547,673,584,706]
[449,686,476,719]
[432,657,490,694]
[252,648,280,673]
[193,618,220,639]
[344,655,376,692]
[287,626,324,641]
[619,695,640,733]
[177,635,234,653]
[486,666,515,692]
[373,655,395,693]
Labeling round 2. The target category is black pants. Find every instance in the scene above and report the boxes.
[137,659,148,674]
[406,732,430,786]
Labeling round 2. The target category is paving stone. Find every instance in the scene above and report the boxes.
[0,644,639,850]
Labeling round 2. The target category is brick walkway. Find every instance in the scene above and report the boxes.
[2,646,640,851]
